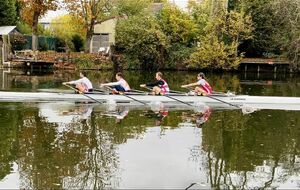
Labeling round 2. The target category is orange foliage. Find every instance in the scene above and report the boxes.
[19,0,59,26]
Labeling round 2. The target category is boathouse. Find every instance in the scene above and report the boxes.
[0,26,17,66]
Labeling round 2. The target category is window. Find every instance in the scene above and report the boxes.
[92,34,109,53]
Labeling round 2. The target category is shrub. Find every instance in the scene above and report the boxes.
[71,34,84,52]
[10,34,27,51]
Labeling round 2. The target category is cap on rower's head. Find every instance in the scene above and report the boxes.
[198,72,205,79]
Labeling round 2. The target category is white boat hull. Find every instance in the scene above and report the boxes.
[0,91,299,111]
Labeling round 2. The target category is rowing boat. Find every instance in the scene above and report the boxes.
[0,90,299,111]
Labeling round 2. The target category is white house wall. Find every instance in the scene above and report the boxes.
[91,19,117,53]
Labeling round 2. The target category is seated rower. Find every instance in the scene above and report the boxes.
[140,72,169,95]
[63,71,93,93]
[181,72,212,96]
[100,72,131,94]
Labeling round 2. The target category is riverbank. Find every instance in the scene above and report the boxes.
[4,51,295,73]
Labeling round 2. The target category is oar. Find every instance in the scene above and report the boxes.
[141,86,195,107]
[181,86,240,108]
[63,83,104,104]
[165,94,195,107]
[102,86,147,105]
[206,95,240,108]
[181,86,257,114]
[91,88,106,93]
[206,94,257,114]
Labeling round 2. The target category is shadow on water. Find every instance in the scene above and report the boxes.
[0,69,299,188]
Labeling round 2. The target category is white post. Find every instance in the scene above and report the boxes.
[1,47,3,66]
[0,36,3,65]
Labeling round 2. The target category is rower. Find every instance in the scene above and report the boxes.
[63,71,93,93]
[140,72,169,95]
[100,72,131,94]
[181,72,212,96]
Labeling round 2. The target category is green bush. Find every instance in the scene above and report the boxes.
[71,34,84,52]
[10,34,27,51]
[73,54,113,70]
[116,14,169,70]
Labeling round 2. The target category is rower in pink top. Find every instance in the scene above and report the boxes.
[181,72,212,96]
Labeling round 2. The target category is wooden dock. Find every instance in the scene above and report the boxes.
[9,59,54,71]
[240,58,291,73]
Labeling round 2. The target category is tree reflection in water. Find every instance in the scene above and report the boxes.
[199,110,300,189]
[17,103,120,189]
[0,100,300,189]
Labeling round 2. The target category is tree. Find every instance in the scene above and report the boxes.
[0,0,17,26]
[63,0,114,53]
[269,0,300,68]
[156,4,198,68]
[63,0,151,53]
[116,0,151,17]
[116,15,169,69]
[233,0,280,57]
[187,0,253,70]
[19,0,58,50]
[157,5,198,46]
[50,14,86,51]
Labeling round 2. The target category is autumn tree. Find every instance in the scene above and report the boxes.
[0,0,17,26]
[63,0,151,53]
[187,0,253,70]
[50,14,86,51]
[19,0,58,50]
[63,0,112,53]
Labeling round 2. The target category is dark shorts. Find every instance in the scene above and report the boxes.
[112,85,126,92]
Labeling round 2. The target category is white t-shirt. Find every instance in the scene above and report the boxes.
[104,79,130,91]
[69,77,93,89]
[197,79,206,86]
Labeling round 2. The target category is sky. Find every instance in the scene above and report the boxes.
[40,0,189,22]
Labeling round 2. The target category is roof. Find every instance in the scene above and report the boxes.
[0,26,17,35]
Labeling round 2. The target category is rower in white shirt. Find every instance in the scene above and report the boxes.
[63,71,93,93]
[100,72,131,94]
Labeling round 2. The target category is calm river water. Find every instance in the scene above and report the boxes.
[0,69,299,189]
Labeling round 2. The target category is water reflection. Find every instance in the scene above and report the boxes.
[39,102,94,124]
[17,102,120,189]
[201,110,300,189]
[180,105,212,128]
[101,106,129,124]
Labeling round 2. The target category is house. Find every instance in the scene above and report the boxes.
[0,26,17,65]
[91,18,117,53]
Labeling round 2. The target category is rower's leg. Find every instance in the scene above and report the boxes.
[152,86,158,95]
[76,84,87,93]
[195,87,207,96]
[149,86,165,95]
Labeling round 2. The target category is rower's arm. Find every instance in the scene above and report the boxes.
[181,82,198,88]
[101,81,120,86]
[68,78,83,85]
[146,80,163,87]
